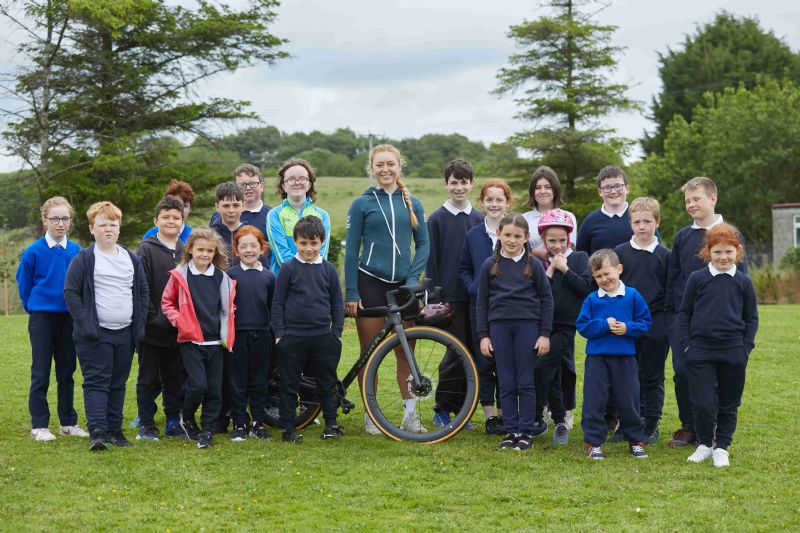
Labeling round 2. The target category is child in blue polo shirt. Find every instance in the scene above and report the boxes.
[577,249,652,460]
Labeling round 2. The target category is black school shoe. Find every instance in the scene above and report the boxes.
[531,419,548,437]
[250,421,273,441]
[106,429,132,447]
[180,415,201,441]
[485,415,506,435]
[281,429,303,443]
[230,423,248,442]
[321,425,343,440]
[513,434,533,451]
[499,433,518,449]
[197,431,214,449]
[89,429,108,452]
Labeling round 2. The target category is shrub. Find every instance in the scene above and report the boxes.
[780,246,800,272]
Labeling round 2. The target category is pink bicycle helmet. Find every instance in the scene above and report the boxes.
[537,209,575,235]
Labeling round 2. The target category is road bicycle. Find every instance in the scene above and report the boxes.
[263,281,479,443]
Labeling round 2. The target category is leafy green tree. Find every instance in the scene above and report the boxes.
[295,147,356,177]
[494,0,639,198]
[638,79,800,245]
[643,11,800,155]
[1,0,287,241]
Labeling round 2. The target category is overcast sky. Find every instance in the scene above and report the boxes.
[1,0,799,172]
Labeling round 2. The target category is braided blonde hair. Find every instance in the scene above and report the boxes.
[367,144,418,228]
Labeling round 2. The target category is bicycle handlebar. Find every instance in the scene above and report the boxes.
[357,278,437,318]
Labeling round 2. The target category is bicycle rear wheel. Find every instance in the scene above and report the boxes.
[361,326,478,443]
[263,367,321,430]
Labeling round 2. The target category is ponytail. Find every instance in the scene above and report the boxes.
[522,241,532,278]
[490,239,502,277]
[396,178,418,229]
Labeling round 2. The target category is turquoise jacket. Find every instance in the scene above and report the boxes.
[266,197,331,273]
[344,187,429,302]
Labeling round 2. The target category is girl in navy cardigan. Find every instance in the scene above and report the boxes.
[16,196,87,442]
[679,223,758,468]
[476,215,554,451]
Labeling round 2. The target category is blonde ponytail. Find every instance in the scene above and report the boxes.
[396,178,418,229]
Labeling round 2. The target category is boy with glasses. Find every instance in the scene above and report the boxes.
[576,166,634,256]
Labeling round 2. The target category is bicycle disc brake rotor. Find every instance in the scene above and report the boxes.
[406,373,434,400]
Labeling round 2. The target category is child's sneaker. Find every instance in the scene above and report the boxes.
[564,410,574,430]
[59,425,89,437]
[644,426,660,444]
[687,444,713,463]
[712,447,730,468]
[499,433,518,449]
[30,428,56,442]
[136,424,160,441]
[586,443,605,460]
[164,417,187,438]
[89,429,108,452]
[542,406,552,426]
[513,434,533,451]
[230,423,248,442]
[364,413,382,435]
[250,421,272,441]
[281,429,303,443]
[432,409,451,428]
[629,441,648,459]
[180,415,201,441]
[485,415,506,435]
[107,430,132,447]
[552,423,569,445]
[197,431,213,449]
[321,425,343,440]
[400,412,427,433]
[668,426,697,448]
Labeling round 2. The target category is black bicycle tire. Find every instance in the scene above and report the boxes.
[361,326,479,443]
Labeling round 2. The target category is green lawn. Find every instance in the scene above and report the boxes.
[0,307,798,531]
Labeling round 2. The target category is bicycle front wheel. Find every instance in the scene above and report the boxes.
[361,326,478,443]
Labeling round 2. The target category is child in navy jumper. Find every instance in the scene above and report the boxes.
[426,159,484,427]
[576,166,633,256]
[226,226,276,442]
[477,215,554,451]
[680,224,758,468]
[210,182,247,251]
[535,210,592,445]
[664,177,748,448]
[135,195,186,441]
[577,249,652,460]
[459,179,513,434]
[613,197,671,444]
[17,196,87,442]
[209,163,272,236]
[272,216,344,443]
[161,227,236,449]
[64,202,149,452]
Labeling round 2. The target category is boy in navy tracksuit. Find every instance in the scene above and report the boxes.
[135,196,186,440]
[613,198,671,444]
[679,223,758,468]
[64,201,148,451]
[272,216,345,443]
[427,159,484,427]
[664,177,748,448]
[577,249,652,460]
[17,196,86,441]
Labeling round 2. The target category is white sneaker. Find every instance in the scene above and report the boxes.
[565,410,574,430]
[400,412,427,433]
[542,407,553,426]
[31,428,56,442]
[364,413,382,435]
[59,425,89,437]
[687,444,713,463]
[712,447,730,468]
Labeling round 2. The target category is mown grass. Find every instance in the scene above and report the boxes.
[0,306,798,531]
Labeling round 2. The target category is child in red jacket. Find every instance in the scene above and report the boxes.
[162,227,236,449]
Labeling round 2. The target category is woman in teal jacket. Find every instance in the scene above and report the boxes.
[344,144,429,435]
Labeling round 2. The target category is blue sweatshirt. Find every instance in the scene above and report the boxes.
[677,267,758,353]
[459,223,494,304]
[475,255,554,339]
[271,258,344,338]
[575,207,633,255]
[665,221,747,316]
[426,205,484,302]
[16,236,81,313]
[344,187,429,301]
[576,284,652,356]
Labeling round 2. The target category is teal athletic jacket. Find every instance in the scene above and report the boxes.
[344,187,429,302]
[266,197,331,273]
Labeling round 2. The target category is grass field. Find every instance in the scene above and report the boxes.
[0,306,798,531]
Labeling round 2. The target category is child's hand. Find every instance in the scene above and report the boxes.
[610,321,627,336]
[551,254,568,273]
[480,338,494,358]
[545,264,555,279]
[535,336,550,357]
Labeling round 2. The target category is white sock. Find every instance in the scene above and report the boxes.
[403,398,417,418]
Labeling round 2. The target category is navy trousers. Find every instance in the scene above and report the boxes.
[685,346,748,449]
[469,304,500,407]
[434,302,471,414]
[28,312,78,428]
[75,326,134,433]
[535,326,574,425]
[581,355,645,445]
[180,343,224,431]
[488,320,538,435]
[667,315,694,427]
[229,329,272,425]
[278,333,341,431]
[636,311,669,431]
[136,342,183,425]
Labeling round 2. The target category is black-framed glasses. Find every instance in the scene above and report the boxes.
[599,183,626,193]
[285,177,309,185]
[47,216,71,224]
[239,181,262,189]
